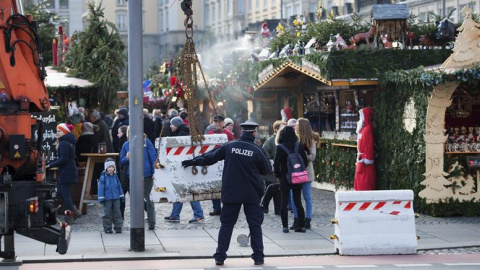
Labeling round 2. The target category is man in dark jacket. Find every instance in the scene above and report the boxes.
[88,109,114,153]
[88,109,114,195]
[111,108,129,152]
[160,109,178,137]
[182,121,271,266]
[143,108,156,144]
[76,122,96,162]
[152,109,163,139]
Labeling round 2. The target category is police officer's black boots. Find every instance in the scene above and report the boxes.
[305,218,311,229]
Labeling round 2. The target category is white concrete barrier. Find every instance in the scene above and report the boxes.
[150,134,227,203]
[331,190,417,255]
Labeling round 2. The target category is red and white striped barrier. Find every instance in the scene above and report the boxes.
[331,190,417,255]
[150,134,227,203]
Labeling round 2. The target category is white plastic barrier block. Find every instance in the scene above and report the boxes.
[150,134,227,203]
[332,190,417,255]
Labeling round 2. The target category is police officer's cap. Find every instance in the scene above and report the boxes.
[213,114,225,122]
[239,121,259,132]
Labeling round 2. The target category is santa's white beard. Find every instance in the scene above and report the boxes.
[281,110,287,122]
[356,119,364,134]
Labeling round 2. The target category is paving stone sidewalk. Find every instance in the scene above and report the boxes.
[71,188,480,232]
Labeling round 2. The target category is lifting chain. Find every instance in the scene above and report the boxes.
[179,0,217,166]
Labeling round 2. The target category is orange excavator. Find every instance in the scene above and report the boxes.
[0,0,70,262]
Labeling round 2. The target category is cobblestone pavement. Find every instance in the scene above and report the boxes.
[71,188,480,232]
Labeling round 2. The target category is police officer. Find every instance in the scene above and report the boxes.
[182,121,271,266]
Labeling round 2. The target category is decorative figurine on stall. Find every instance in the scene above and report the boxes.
[468,127,476,142]
[261,22,272,39]
[447,127,455,142]
[459,126,467,142]
[454,127,460,140]
[346,101,353,113]
[354,107,376,191]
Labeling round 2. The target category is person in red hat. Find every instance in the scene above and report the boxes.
[46,123,81,222]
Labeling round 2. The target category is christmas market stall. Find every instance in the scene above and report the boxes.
[45,66,96,120]
[252,59,379,136]
[372,7,480,216]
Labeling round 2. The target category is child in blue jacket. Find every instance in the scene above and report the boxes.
[98,158,125,233]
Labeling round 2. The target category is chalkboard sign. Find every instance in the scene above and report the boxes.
[31,107,59,162]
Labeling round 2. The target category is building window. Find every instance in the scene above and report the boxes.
[256,0,260,11]
[47,0,55,9]
[468,2,476,11]
[264,0,268,10]
[59,0,68,9]
[286,6,292,18]
[418,12,426,22]
[117,0,127,6]
[294,4,300,15]
[116,11,127,32]
[218,1,222,21]
[249,0,252,12]
[159,10,164,32]
[238,0,245,15]
[227,1,232,15]
[447,6,455,21]
[212,5,216,22]
[206,5,210,25]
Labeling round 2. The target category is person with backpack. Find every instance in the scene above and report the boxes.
[290,118,320,230]
[274,125,308,233]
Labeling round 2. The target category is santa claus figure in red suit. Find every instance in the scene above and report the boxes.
[354,107,376,191]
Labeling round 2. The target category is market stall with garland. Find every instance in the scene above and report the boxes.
[371,7,480,216]
[238,9,480,216]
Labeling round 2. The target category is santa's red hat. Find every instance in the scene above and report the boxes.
[281,107,293,121]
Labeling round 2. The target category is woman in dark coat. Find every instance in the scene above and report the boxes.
[75,122,95,162]
[46,123,80,221]
[274,126,308,233]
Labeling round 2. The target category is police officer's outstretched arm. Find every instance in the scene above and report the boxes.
[181,146,225,168]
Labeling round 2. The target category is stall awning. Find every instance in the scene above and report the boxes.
[253,60,329,91]
[44,66,94,88]
[329,78,379,87]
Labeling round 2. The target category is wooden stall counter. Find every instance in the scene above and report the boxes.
[79,153,119,213]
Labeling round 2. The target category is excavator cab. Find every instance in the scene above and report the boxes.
[0,0,70,262]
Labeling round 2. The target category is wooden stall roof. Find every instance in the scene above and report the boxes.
[44,67,94,89]
[372,4,409,20]
[253,61,329,91]
[253,60,379,91]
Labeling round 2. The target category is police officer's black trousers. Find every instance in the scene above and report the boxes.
[214,202,264,262]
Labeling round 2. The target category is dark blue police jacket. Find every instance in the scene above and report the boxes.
[192,132,271,205]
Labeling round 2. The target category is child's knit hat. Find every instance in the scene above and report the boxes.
[104,158,116,172]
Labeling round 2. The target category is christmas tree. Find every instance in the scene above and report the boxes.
[62,2,126,112]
